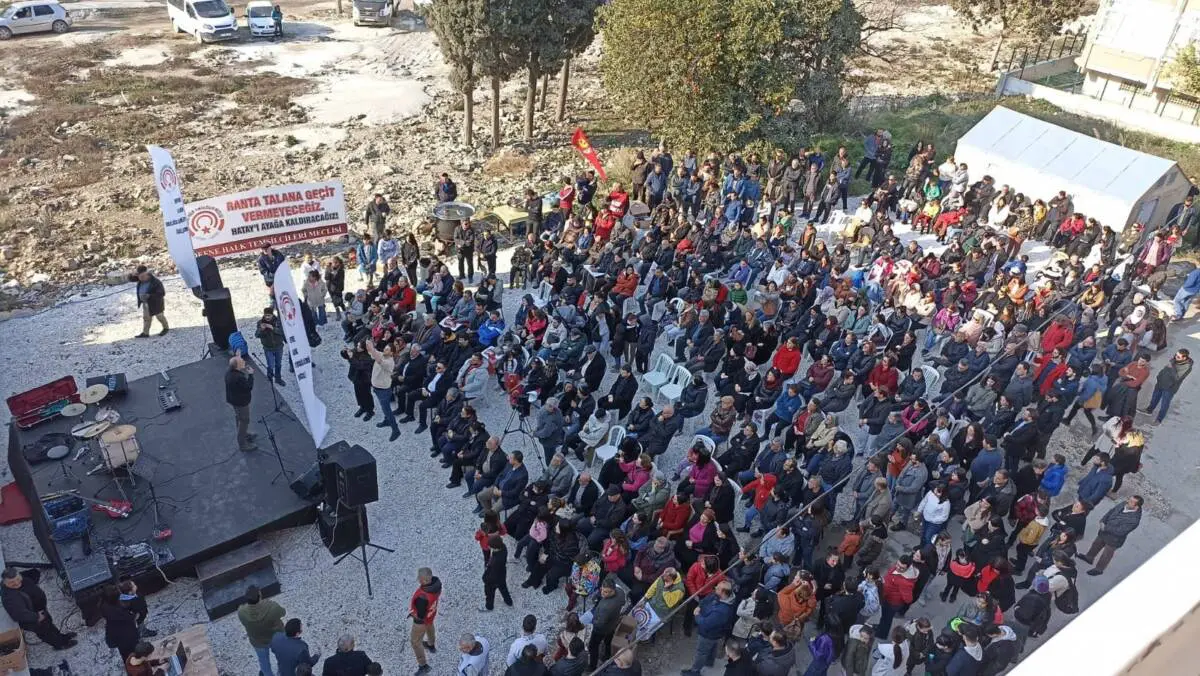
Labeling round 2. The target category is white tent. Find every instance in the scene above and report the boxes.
[954,106,1188,231]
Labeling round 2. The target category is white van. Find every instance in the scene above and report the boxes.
[166,0,238,43]
[244,0,275,38]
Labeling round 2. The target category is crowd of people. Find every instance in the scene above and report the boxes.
[220,131,1200,676]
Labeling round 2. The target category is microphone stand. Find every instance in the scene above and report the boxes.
[261,415,293,485]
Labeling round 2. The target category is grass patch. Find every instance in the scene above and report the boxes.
[483,149,536,178]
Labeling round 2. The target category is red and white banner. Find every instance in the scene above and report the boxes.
[571,127,608,181]
[185,180,347,257]
[147,146,201,287]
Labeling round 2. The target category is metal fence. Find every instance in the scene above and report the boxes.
[995,32,1088,75]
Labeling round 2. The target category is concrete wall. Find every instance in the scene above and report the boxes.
[1011,518,1200,675]
[995,74,1200,143]
[1005,55,1079,83]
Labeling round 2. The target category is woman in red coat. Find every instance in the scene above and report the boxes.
[1032,348,1069,397]
[866,354,899,397]
[771,337,802,378]
[1039,316,1074,356]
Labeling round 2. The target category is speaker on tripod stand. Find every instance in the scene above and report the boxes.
[318,503,368,556]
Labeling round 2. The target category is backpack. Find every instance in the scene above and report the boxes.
[1055,576,1079,615]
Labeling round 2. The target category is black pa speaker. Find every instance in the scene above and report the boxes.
[332,444,378,508]
[196,255,224,292]
[318,504,368,556]
[86,373,129,397]
[290,463,324,501]
[201,288,237,350]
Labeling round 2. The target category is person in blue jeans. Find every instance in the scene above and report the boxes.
[365,341,400,441]
[237,585,285,676]
[254,307,285,386]
[682,581,737,676]
[1144,349,1193,423]
[1172,268,1200,320]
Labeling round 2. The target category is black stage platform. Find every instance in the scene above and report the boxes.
[7,356,320,609]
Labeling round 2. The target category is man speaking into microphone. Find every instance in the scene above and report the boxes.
[226,353,258,452]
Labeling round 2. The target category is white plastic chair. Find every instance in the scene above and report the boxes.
[692,434,716,455]
[658,363,691,406]
[622,296,641,318]
[920,365,942,398]
[594,425,626,465]
[642,353,676,395]
[533,280,554,309]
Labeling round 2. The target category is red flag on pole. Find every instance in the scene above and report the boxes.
[570,127,607,182]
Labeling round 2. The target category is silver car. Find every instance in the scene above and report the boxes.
[0,0,73,39]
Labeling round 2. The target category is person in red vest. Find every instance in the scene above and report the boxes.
[409,567,442,674]
[558,176,576,221]
[607,182,630,218]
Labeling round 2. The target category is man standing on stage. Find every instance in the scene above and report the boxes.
[1,568,76,650]
[130,265,168,339]
[409,567,442,675]
[226,354,258,452]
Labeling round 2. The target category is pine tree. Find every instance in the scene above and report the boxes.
[553,0,600,123]
[600,0,863,147]
[427,0,487,146]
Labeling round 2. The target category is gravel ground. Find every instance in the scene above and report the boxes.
[0,219,1170,675]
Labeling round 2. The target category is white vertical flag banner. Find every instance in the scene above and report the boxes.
[147,145,201,288]
[271,258,330,448]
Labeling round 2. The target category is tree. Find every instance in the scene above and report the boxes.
[947,0,1085,70]
[599,0,863,148]
[506,0,567,141]
[427,0,487,146]
[1168,44,1200,98]
[553,0,600,122]
[478,0,525,149]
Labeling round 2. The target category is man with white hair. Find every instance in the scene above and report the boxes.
[457,632,490,676]
[225,354,257,452]
[320,634,372,676]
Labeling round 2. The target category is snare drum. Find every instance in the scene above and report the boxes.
[99,424,141,470]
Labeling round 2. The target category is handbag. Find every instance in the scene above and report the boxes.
[1083,390,1102,410]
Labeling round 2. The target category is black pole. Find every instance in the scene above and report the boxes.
[260,415,293,485]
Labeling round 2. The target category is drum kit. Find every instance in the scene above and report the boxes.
[55,383,142,493]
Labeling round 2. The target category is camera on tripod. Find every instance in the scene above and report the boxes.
[504,372,535,418]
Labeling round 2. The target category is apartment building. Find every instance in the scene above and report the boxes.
[1077,0,1200,123]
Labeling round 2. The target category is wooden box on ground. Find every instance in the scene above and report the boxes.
[0,628,27,673]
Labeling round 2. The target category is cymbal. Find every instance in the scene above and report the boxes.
[59,403,87,417]
[100,424,137,443]
[79,384,110,404]
[71,420,111,439]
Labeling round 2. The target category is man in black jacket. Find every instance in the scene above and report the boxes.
[364,194,390,239]
[411,361,451,433]
[477,230,498,278]
[394,345,430,422]
[454,220,476,283]
[578,345,607,395]
[599,366,639,420]
[321,634,372,676]
[1,569,76,649]
[566,473,601,514]
[641,405,684,457]
[225,355,257,452]
[435,173,458,203]
[130,265,168,338]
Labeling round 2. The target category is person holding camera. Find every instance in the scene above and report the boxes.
[255,307,285,386]
[130,265,168,338]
